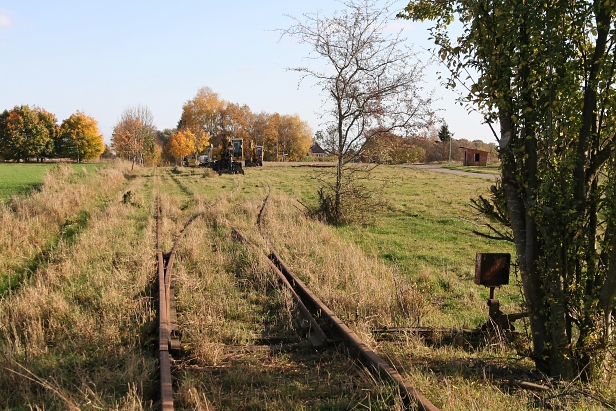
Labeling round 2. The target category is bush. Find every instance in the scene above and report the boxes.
[313,166,387,225]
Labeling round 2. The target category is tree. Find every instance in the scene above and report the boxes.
[143,143,162,166]
[100,144,115,160]
[251,112,278,160]
[219,103,253,142]
[0,105,57,162]
[283,0,435,224]
[361,129,400,163]
[277,114,313,161]
[166,130,195,164]
[156,128,176,165]
[37,109,59,161]
[401,0,616,379]
[111,105,156,170]
[437,123,453,163]
[437,123,452,142]
[261,112,283,161]
[57,111,104,162]
[178,87,224,146]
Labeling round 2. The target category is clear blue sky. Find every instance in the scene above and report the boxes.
[0,1,496,145]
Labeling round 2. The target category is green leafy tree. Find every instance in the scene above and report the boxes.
[57,111,104,162]
[0,105,57,162]
[437,123,452,142]
[37,109,59,161]
[437,123,454,163]
[401,0,616,379]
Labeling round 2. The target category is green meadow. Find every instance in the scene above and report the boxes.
[0,163,105,201]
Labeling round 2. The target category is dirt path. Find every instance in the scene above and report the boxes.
[401,164,500,180]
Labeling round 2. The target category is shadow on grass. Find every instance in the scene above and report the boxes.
[0,210,91,296]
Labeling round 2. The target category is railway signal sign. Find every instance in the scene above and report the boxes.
[474,253,510,287]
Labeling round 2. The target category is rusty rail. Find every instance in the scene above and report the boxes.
[252,187,439,410]
[157,196,173,410]
[268,250,440,411]
[230,222,439,411]
[231,227,327,347]
[157,196,203,410]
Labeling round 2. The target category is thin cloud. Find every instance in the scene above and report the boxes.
[384,20,415,33]
[0,15,12,27]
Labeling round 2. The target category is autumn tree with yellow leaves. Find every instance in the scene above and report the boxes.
[219,102,253,143]
[250,112,312,161]
[111,105,156,170]
[177,88,312,161]
[166,130,196,165]
[57,111,104,162]
[178,87,223,144]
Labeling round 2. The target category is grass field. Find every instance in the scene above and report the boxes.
[0,162,105,201]
[0,162,612,410]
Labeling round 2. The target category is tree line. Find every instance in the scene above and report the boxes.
[111,87,314,166]
[346,128,498,164]
[0,88,314,166]
[0,106,105,162]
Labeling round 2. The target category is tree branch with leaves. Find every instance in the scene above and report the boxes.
[400,0,616,379]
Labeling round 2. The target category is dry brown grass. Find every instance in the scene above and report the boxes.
[257,194,419,340]
[165,183,406,409]
[2,164,614,410]
[218,182,615,410]
[0,163,131,292]
[0,164,157,409]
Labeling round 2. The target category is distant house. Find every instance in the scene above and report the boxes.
[460,147,489,166]
[310,143,327,158]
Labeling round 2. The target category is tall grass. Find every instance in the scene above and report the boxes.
[0,165,156,409]
[0,163,130,294]
[160,179,404,410]
[1,164,613,410]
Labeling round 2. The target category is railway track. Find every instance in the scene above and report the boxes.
[4,165,608,410]
[156,196,204,410]
[157,195,173,411]
[231,227,439,410]
[251,187,438,410]
[152,178,439,409]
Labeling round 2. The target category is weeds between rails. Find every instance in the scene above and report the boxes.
[6,164,612,409]
[249,186,439,410]
[155,180,411,409]
[155,167,215,410]
[157,196,175,410]
[154,168,592,409]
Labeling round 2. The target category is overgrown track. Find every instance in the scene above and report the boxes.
[157,196,174,410]
[267,247,439,411]
[154,178,437,409]
[224,187,441,411]
[156,196,204,410]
